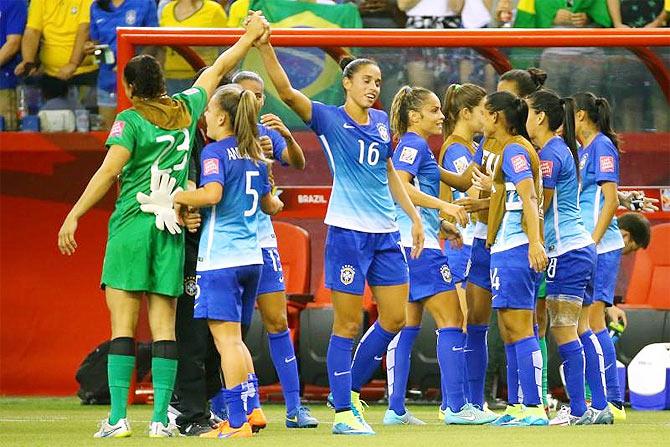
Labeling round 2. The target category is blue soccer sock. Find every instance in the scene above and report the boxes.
[437,327,467,412]
[464,324,488,407]
[595,329,622,404]
[387,326,420,415]
[580,330,608,410]
[514,336,542,407]
[327,335,354,411]
[245,373,261,415]
[268,330,301,413]
[224,383,247,429]
[504,343,520,405]
[558,339,587,417]
[351,321,396,392]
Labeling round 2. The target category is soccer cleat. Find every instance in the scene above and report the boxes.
[351,391,368,415]
[167,404,181,427]
[444,404,498,425]
[438,406,446,421]
[179,421,214,436]
[326,392,335,409]
[332,410,375,435]
[490,404,523,426]
[149,421,178,437]
[93,418,132,438]
[503,406,549,427]
[247,407,267,432]
[383,409,426,425]
[286,406,319,428]
[609,402,627,422]
[578,406,614,425]
[200,421,253,438]
[549,406,580,426]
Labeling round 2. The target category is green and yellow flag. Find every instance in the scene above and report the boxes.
[514,0,612,29]
[235,0,363,128]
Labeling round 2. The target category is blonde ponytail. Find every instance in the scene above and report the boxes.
[235,89,263,162]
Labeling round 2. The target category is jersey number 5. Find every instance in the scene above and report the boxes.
[358,140,380,166]
[245,171,260,217]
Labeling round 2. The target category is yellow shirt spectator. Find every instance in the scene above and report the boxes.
[227,0,250,27]
[160,1,228,80]
[26,0,96,77]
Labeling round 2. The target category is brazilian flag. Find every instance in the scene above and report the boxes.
[514,0,612,29]
[239,0,363,128]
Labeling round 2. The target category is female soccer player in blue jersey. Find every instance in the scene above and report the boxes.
[525,90,600,425]
[172,84,283,439]
[383,86,494,426]
[481,91,548,426]
[256,35,425,435]
[439,83,486,312]
[229,70,318,429]
[573,92,625,423]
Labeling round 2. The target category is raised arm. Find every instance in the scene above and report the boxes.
[256,42,313,123]
[193,11,268,100]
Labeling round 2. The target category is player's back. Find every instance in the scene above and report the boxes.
[197,136,270,271]
[541,137,592,256]
[308,101,397,233]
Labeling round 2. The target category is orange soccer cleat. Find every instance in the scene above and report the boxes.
[247,407,268,432]
[199,421,253,439]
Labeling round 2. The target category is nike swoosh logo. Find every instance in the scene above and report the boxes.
[104,426,122,437]
[219,429,242,438]
[284,356,296,363]
[459,415,477,421]
[334,370,350,377]
[463,349,474,353]
[343,123,355,129]
[286,416,298,423]
[374,355,383,361]
[452,347,463,352]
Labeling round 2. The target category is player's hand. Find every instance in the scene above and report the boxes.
[55,62,78,81]
[620,190,659,212]
[441,220,463,250]
[137,171,183,234]
[571,12,590,27]
[440,202,468,227]
[554,9,573,26]
[83,41,96,56]
[471,166,492,192]
[260,135,274,159]
[410,219,425,259]
[261,113,291,139]
[606,305,628,329]
[454,196,488,213]
[58,215,78,255]
[14,60,38,77]
[244,11,269,41]
[182,207,201,233]
[528,241,548,273]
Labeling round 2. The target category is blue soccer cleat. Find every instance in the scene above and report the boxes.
[444,404,499,425]
[383,409,426,425]
[332,410,375,435]
[286,406,319,428]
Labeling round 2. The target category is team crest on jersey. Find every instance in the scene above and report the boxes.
[71,6,78,15]
[377,123,390,143]
[440,265,452,283]
[340,265,355,285]
[125,10,137,25]
[184,277,197,297]
[579,153,588,170]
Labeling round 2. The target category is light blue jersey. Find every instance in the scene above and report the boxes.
[578,133,624,254]
[256,124,287,248]
[442,140,476,245]
[491,144,534,254]
[392,132,441,249]
[540,136,594,257]
[308,101,397,232]
[197,137,271,271]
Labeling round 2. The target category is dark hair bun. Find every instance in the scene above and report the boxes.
[339,56,356,72]
[527,67,548,89]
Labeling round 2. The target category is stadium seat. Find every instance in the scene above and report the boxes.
[616,308,668,365]
[622,223,670,310]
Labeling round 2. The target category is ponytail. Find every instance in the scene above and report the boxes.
[485,91,529,140]
[212,84,265,162]
[499,67,547,98]
[527,89,579,180]
[235,89,263,162]
[573,92,620,152]
[389,85,434,139]
[442,83,486,136]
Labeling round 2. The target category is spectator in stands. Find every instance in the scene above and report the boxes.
[399,0,464,97]
[0,0,27,131]
[345,1,406,28]
[160,0,228,94]
[87,0,158,130]
[606,0,668,131]
[14,0,98,108]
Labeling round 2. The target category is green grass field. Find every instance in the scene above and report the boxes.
[1,397,669,446]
